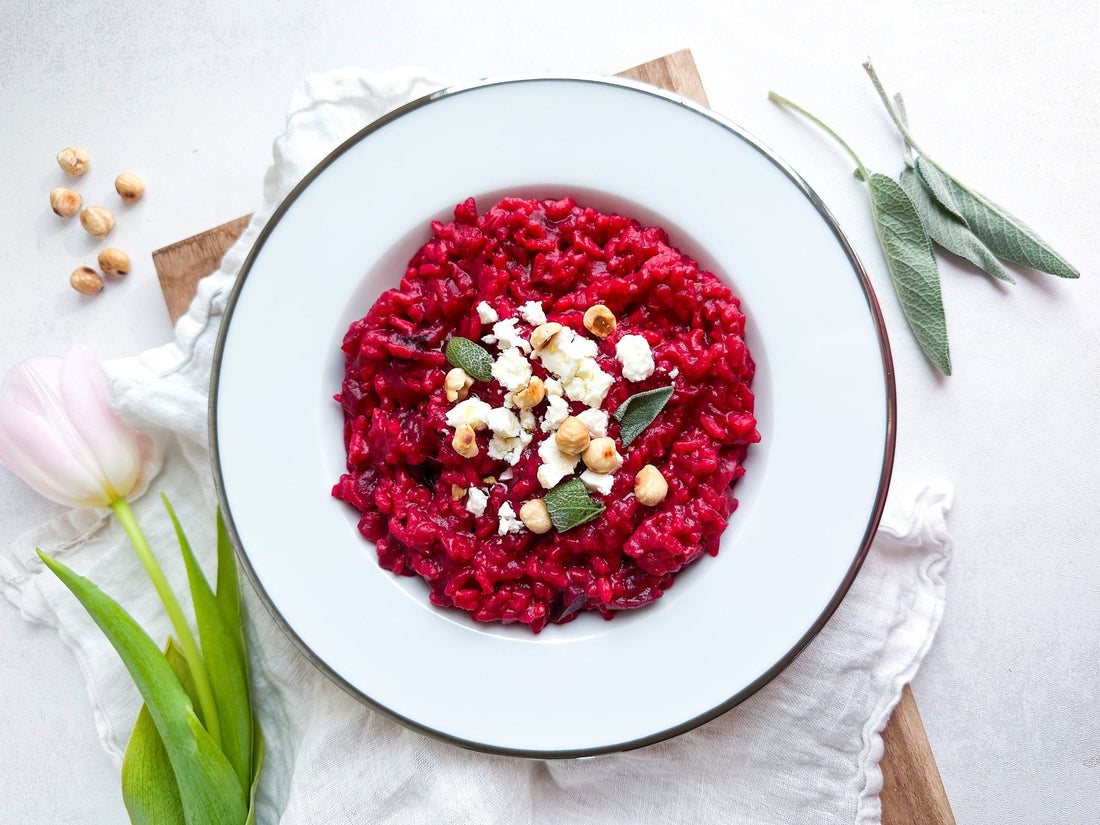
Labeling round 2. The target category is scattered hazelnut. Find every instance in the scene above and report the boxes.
[451,485,467,501]
[49,187,82,217]
[115,172,145,202]
[98,247,131,276]
[56,146,90,176]
[530,322,563,351]
[582,437,623,474]
[583,304,617,338]
[444,367,474,402]
[70,266,104,296]
[555,416,591,456]
[634,464,669,506]
[79,205,115,237]
[519,499,552,534]
[512,377,546,409]
[452,424,478,458]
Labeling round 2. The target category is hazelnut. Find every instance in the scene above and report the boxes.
[79,206,115,237]
[115,172,145,202]
[451,485,467,501]
[98,247,131,276]
[555,416,591,456]
[519,499,552,534]
[452,424,478,458]
[530,322,563,351]
[56,146,90,176]
[582,437,623,474]
[49,187,82,217]
[512,377,546,409]
[634,464,669,506]
[70,266,103,296]
[583,304,617,338]
[444,367,474,402]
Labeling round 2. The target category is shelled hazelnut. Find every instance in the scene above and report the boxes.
[530,322,563,351]
[70,266,103,295]
[49,187,82,217]
[555,416,591,456]
[634,464,668,506]
[444,367,473,402]
[452,424,478,458]
[114,172,145,202]
[519,499,552,534]
[512,377,546,409]
[56,147,90,176]
[582,437,623,474]
[98,248,131,275]
[583,304,617,338]
[79,206,115,237]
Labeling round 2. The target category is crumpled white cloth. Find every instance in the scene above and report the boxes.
[0,67,953,825]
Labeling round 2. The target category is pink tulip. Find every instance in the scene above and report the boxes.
[0,345,156,508]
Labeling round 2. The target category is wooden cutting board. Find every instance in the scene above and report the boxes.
[152,50,954,825]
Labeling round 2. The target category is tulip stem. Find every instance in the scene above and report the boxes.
[110,497,222,748]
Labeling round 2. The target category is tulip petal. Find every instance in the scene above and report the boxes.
[1,356,64,416]
[61,346,145,499]
[0,398,113,507]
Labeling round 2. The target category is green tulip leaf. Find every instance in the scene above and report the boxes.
[245,715,266,825]
[38,550,246,825]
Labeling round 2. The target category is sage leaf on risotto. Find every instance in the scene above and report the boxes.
[445,336,494,382]
[614,385,674,446]
[544,478,605,532]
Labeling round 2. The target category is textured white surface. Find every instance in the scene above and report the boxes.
[0,1,1097,823]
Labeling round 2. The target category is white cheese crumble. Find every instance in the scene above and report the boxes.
[518,300,547,326]
[491,347,532,392]
[519,407,536,432]
[446,397,491,430]
[476,301,498,324]
[537,437,579,488]
[575,408,609,438]
[465,487,488,517]
[563,360,614,408]
[544,377,563,397]
[580,469,615,495]
[535,325,612,408]
[497,501,525,535]
[488,407,522,439]
[540,395,571,433]
[499,467,515,481]
[483,318,532,354]
[616,334,656,382]
[669,367,679,379]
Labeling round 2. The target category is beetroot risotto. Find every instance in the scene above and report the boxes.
[332,196,760,632]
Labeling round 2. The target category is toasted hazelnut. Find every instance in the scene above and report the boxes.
[555,416,591,456]
[114,172,145,202]
[79,206,114,237]
[451,485,467,501]
[70,266,103,296]
[634,464,669,506]
[452,424,478,458]
[98,247,131,276]
[519,499,552,534]
[583,304,617,338]
[444,367,474,402]
[512,377,546,409]
[49,187,82,217]
[582,437,623,474]
[530,322,563,351]
[56,146,90,176]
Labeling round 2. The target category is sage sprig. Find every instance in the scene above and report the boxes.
[863,60,1079,281]
[768,91,952,375]
[614,385,674,446]
[544,477,605,532]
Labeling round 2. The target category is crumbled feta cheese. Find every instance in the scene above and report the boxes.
[466,487,488,517]
[616,334,656,382]
[544,377,563,397]
[519,408,536,432]
[488,318,532,354]
[476,301,499,324]
[499,467,515,481]
[488,430,532,466]
[541,395,570,433]
[580,469,615,495]
[669,367,679,379]
[446,397,492,430]
[497,501,525,535]
[518,300,547,326]
[575,408,609,438]
[491,347,532,392]
[562,359,613,408]
[535,326,612,408]
[537,437,580,488]
[487,407,522,439]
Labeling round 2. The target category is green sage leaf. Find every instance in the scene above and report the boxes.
[165,496,253,800]
[613,385,674,446]
[916,156,1078,279]
[867,173,952,375]
[445,336,493,382]
[899,166,1013,284]
[37,550,247,825]
[122,639,193,825]
[543,477,605,532]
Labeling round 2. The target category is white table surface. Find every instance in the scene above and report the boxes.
[1,1,1097,822]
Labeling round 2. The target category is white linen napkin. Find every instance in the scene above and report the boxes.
[0,67,952,825]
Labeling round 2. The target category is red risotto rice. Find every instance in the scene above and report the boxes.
[333,196,759,632]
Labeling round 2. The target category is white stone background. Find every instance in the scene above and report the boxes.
[0,1,1097,822]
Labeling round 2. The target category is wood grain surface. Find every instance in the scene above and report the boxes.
[151,50,953,825]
